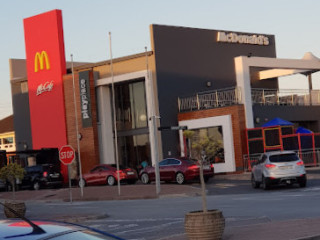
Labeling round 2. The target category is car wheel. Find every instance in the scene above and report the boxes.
[251,174,260,189]
[299,181,307,188]
[141,173,150,184]
[176,172,185,184]
[299,176,307,188]
[261,176,270,190]
[33,181,40,191]
[107,176,116,186]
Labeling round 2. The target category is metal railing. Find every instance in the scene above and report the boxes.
[251,89,320,106]
[178,87,320,112]
[178,87,242,112]
[243,149,320,171]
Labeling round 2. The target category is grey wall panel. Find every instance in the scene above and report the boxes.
[12,92,32,151]
[253,105,320,132]
[151,25,276,158]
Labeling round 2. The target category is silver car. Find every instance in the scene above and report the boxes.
[251,151,307,190]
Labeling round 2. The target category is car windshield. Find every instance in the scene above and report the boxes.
[183,159,198,165]
[25,166,42,173]
[43,165,60,173]
[110,164,128,170]
[269,153,299,163]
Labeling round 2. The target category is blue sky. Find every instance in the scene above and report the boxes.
[1,0,320,119]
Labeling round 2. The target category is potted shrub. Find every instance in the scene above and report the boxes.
[183,130,225,240]
[0,163,26,218]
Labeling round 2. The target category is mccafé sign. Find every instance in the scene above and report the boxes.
[34,51,50,72]
[217,31,269,46]
[37,81,54,96]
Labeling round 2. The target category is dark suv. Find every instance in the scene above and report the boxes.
[19,164,63,190]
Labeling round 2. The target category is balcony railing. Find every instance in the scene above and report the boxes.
[251,88,320,106]
[178,87,241,112]
[178,87,320,112]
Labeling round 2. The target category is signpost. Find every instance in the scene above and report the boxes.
[158,126,188,131]
[154,125,188,195]
[59,145,75,203]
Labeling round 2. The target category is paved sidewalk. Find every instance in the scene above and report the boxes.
[0,183,202,202]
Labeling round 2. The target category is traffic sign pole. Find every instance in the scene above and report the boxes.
[68,165,72,203]
[71,54,84,198]
[59,145,75,203]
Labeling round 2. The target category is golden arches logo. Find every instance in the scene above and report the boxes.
[34,51,50,72]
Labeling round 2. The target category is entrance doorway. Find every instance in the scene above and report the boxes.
[117,133,151,172]
[114,79,151,170]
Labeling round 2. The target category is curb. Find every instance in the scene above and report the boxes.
[294,235,320,240]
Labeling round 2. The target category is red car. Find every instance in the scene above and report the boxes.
[81,164,138,186]
[139,158,214,184]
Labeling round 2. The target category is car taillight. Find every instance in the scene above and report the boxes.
[188,165,199,170]
[211,164,214,169]
[116,170,125,177]
[265,164,276,169]
[43,171,48,177]
[297,161,304,166]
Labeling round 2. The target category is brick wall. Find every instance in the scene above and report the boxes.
[63,71,100,176]
[178,105,247,171]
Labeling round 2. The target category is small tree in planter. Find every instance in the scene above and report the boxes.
[0,163,26,218]
[183,130,225,240]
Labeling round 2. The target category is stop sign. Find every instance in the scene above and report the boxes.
[59,145,75,165]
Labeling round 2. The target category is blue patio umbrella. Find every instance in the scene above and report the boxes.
[295,127,313,134]
[262,117,293,127]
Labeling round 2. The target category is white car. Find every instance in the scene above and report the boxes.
[251,151,307,190]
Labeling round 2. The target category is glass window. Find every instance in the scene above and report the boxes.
[168,159,180,165]
[114,79,147,131]
[159,159,169,166]
[90,166,101,173]
[132,81,147,129]
[269,153,299,163]
[260,155,267,163]
[3,137,13,144]
[117,134,151,170]
[185,126,224,163]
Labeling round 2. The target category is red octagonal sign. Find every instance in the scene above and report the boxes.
[59,145,75,165]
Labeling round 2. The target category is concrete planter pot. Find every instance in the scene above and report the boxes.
[185,209,225,240]
[4,201,26,218]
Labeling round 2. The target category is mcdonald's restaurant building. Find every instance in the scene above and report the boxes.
[9,9,320,181]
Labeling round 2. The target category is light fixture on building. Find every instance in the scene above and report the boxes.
[139,114,147,122]
[206,81,212,87]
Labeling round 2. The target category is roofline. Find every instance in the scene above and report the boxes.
[74,51,153,71]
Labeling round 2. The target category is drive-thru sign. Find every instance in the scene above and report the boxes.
[59,145,75,165]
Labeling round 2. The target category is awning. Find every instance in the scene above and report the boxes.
[262,117,294,127]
